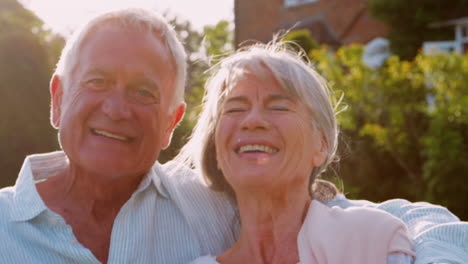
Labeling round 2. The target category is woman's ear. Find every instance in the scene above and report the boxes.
[312,135,328,167]
[50,75,63,129]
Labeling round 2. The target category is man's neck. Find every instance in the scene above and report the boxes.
[36,164,147,263]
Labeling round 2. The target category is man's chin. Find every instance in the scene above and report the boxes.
[74,156,140,178]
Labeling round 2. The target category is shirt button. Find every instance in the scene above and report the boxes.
[49,217,58,225]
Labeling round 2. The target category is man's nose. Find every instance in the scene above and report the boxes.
[241,107,270,131]
[101,89,132,120]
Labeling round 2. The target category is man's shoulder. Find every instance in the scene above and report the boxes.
[156,161,232,204]
[159,160,201,182]
[0,186,14,216]
[0,186,15,229]
[155,161,238,255]
[0,185,14,198]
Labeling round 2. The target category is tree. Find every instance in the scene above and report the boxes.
[159,18,234,163]
[417,53,468,218]
[282,29,319,56]
[310,45,468,220]
[0,0,63,188]
[367,0,468,60]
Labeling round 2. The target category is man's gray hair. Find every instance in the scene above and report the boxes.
[54,8,186,109]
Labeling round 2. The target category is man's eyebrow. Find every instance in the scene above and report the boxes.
[225,95,248,103]
[83,68,110,76]
[133,78,159,91]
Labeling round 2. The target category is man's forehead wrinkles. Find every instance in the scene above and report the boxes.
[81,65,161,81]
[226,95,247,103]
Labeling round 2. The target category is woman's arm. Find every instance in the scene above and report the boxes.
[327,195,468,263]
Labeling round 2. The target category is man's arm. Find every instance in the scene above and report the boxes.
[326,195,468,264]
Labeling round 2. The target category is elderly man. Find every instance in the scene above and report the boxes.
[0,8,197,263]
[0,8,466,264]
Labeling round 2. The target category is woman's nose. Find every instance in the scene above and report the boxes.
[241,107,269,131]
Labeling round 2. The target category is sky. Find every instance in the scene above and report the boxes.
[21,0,234,36]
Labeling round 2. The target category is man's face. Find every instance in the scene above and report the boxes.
[51,25,184,178]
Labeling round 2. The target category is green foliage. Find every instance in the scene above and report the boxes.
[417,53,468,217]
[0,0,62,187]
[159,19,234,163]
[282,29,319,55]
[367,0,468,60]
[203,20,234,65]
[311,45,468,219]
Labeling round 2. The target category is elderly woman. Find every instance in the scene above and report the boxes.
[179,42,415,264]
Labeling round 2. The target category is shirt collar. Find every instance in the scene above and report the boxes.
[11,151,67,222]
[149,162,170,199]
[10,151,168,222]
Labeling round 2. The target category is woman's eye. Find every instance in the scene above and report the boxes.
[270,106,289,112]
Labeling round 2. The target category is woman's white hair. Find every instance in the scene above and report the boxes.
[54,8,186,109]
[176,41,340,199]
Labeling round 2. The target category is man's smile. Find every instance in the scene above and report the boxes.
[91,129,132,142]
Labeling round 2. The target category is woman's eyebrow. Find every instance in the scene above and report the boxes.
[225,94,294,103]
[267,94,294,102]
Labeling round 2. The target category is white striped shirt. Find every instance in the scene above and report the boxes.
[0,151,466,263]
[0,152,236,263]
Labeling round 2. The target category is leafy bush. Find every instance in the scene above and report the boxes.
[282,29,319,55]
[311,45,468,219]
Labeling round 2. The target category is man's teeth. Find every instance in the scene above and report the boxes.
[93,129,129,141]
[238,145,278,154]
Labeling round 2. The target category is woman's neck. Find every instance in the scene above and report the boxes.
[218,186,311,264]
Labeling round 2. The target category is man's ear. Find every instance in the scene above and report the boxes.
[161,103,186,149]
[50,75,63,129]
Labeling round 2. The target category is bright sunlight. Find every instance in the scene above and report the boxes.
[21,0,233,35]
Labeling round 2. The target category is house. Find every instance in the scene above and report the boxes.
[234,0,388,48]
[423,17,468,54]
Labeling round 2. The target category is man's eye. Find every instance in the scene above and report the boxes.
[136,88,154,97]
[131,87,159,105]
[225,108,246,114]
[86,78,106,89]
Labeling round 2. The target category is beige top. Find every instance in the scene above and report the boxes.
[298,200,415,264]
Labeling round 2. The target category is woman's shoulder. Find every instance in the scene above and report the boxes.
[314,199,405,228]
[306,200,412,248]
[298,201,415,263]
[189,255,219,264]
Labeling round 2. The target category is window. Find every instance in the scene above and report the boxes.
[284,0,317,8]
[423,41,458,54]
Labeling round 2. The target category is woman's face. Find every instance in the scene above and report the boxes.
[214,70,327,194]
